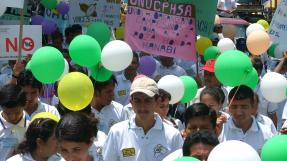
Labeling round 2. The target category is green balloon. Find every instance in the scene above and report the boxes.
[180,76,198,103]
[204,46,219,61]
[267,43,278,58]
[261,135,287,161]
[41,0,57,9]
[69,35,101,67]
[243,67,258,90]
[86,22,111,49]
[174,157,200,161]
[90,62,113,82]
[215,50,253,87]
[30,46,65,84]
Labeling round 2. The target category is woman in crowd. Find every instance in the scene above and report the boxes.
[7,116,59,161]
[199,87,229,135]
[55,112,106,161]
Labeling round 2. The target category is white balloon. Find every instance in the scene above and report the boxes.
[246,23,265,36]
[59,59,69,80]
[208,140,261,161]
[157,75,184,104]
[0,5,7,16]
[274,45,287,59]
[101,40,133,72]
[217,38,236,53]
[260,72,287,103]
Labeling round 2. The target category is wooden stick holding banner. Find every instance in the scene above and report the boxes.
[18,0,25,61]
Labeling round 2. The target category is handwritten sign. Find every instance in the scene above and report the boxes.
[169,0,217,37]
[44,9,69,33]
[125,0,196,61]
[269,0,287,48]
[69,0,121,28]
[0,25,42,60]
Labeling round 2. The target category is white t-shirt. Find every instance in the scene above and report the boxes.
[91,101,128,134]
[7,153,61,161]
[219,117,274,153]
[282,101,287,120]
[217,0,237,11]
[103,114,184,161]
[0,111,30,161]
[153,63,187,79]
[123,103,135,119]
[255,84,279,116]
[88,131,107,161]
[26,100,61,120]
[162,149,183,161]
[60,131,107,161]
[256,114,277,135]
[114,74,132,106]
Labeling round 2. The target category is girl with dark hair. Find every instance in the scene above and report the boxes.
[56,112,106,161]
[199,87,230,135]
[7,117,59,161]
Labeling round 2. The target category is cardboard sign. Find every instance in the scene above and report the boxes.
[2,0,25,9]
[44,9,69,34]
[0,25,42,60]
[125,0,196,61]
[69,0,121,28]
[169,0,217,37]
[0,6,31,25]
[269,0,287,47]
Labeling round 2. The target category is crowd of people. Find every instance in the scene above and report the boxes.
[0,0,287,161]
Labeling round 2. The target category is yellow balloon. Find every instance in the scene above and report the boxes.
[58,72,94,111]
[31,112,60,122]
[116,26,125,40]
[196,37,213,55]
[247,30,270,56]
[257,19,269,31]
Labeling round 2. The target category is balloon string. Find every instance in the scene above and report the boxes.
[228,72,249,109]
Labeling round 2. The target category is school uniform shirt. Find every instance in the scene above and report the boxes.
[7,153,61,161]
[102,114,184,161]
[26,100,61,121]
[91,101,128,134]
[219,116,274,153]
[114,74,132,106]
[255,83,279,116]
[89,131,107,161]
[0,73,12,88]
[162,149,183,161]
[0,111,29,161]
[60,131,107,161]
[153,63,187,79]
[123,103,135,119]
[256,114,277,135]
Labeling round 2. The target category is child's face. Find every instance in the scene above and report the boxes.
[2,107,23,124]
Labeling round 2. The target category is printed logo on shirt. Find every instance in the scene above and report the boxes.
[153,144,168,159]
[122,148,136,157]
[118,90,126,96]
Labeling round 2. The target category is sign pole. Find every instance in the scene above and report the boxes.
[18,0,25,61]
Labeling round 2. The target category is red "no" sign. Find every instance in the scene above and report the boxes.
[5,37,35,53]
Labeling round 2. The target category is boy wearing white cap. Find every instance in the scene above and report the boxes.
[103,76,183,161]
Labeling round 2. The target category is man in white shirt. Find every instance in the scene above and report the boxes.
[153,56,186,80]
[103,76,183,161]
[0,84,30,161]
[17,70,60,120]
[114,52,139,106]
[219,85,274,153]
[91,75,128,134]
[217,0,237,17]
[252,93,277,135]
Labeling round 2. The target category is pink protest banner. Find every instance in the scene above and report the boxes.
[125,0,196,61]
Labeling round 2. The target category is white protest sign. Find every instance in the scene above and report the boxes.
[269,0,287,48]
[0,25,42,60]
[69,0,121,28]
[0,0,25,17]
